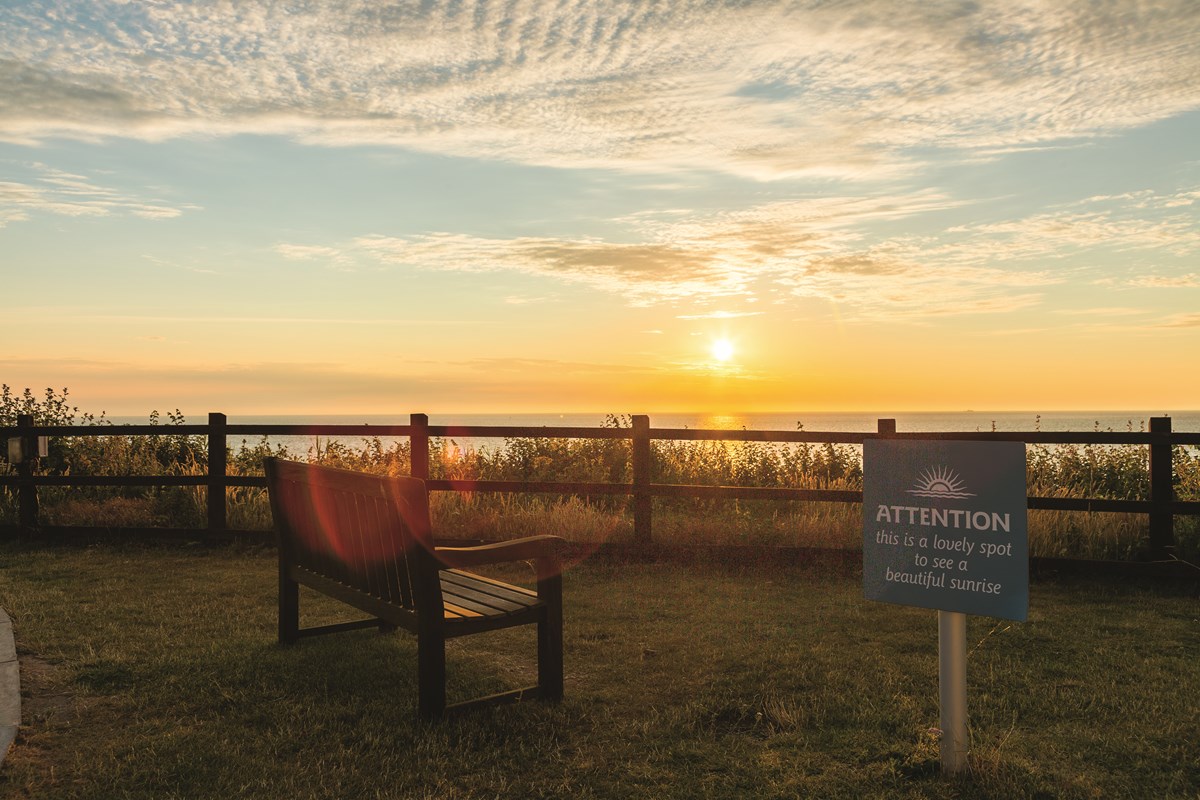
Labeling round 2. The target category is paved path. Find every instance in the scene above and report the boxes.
[0,608,17,765]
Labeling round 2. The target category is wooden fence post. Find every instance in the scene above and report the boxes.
[1148,416,1174,559]
[207,412,227,532]
[877,418,897,436]
[410,413,430,480]
[632,414,652,545]
[16,414,38,533]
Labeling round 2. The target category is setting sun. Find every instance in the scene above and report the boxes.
[712,338,735,362]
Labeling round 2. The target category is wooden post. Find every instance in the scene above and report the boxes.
[16,414,38,533]
[207,412,227,532]
[632,414,652,545]
[1148,416,1174,559]
[877,418,897,436]
[410,413,430,480]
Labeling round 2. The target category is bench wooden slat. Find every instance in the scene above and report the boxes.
[442,568,539,601]
[439,574,540,612]
[442,592,534,617]
[440,588,526,616]
[442,602,485,619]
[439,589,522,618]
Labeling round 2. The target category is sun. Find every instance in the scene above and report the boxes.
[711,338,735,362]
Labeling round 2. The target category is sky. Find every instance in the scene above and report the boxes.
[2,0,1199,417]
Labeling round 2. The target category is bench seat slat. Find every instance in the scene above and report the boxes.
[442,568,539,601]
[444,566,537,597]
[441,590,521,616]
[294,563,536,621]
[441,591,525,618]
[440,588,530,618]
[443,601,485,619]
[440,575,537,611]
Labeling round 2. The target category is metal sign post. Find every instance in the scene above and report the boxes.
[938,610,968,773]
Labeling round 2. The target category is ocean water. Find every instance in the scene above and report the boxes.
[109,409,1200,432]
[138,410,1194,456]
[216,410,1199,432]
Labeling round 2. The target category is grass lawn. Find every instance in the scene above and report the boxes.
[0,543,1196,799]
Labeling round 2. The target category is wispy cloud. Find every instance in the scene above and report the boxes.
[259,177,1200,322]
[950,211,1200,260]
[273,244,341,261]
[335,189,1059,316]
[1128,273,1200,288]
[78,314,488,326]
[1158,313,1200,328]
[354,232,740,305]
[1053,307,1147,317]
[0,162,191,226]
[3,1,1199,177]
[675,311,765,320]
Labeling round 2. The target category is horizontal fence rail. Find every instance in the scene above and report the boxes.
[2,412,1198,563]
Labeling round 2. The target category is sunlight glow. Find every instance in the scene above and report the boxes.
[712,338,735,362]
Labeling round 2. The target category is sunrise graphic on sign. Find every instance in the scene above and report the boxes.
[908,467,975,499]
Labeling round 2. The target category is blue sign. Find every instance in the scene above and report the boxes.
[863,439,1028,622]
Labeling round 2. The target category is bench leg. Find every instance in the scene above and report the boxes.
[278,566,300,645]
[538,574,564,702]
[417,631,446,721]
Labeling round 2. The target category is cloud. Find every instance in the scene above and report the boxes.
[268,180,1197,320]
[273,243,342,261]
[1159,313,1200,328]
[778,253,1052,319]
[1128,273,1200,288]
[675,311,765,320]
[1053,307,1147,317]
[337,188,1067,316]
[354,232,743,305]
[49,312,490,326]
[0,162,190,226]
[457,356,651,376]
[2,1,1199,177]
[952,212,1200,260]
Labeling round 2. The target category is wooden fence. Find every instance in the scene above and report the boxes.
[3,412,1199,562]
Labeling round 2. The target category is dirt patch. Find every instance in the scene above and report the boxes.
[0,651,122,797]
[16,654,87,727]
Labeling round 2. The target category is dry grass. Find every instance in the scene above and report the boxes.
[0,543,1196,799]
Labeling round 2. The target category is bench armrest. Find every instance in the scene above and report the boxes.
[434,535,565,573]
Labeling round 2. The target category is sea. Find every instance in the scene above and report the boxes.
[110,410,1200,455]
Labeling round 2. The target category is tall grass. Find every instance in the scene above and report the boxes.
[3,387,1199,561]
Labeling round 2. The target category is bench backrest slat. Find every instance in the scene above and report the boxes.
[265,458,441,613]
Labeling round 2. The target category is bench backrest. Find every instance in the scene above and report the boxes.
[264,458,442,612]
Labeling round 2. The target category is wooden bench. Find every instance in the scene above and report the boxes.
[264,457,565,720]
